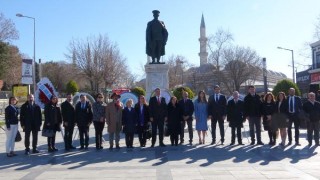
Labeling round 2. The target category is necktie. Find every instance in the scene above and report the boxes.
[157,97,160,105]
[216,94,218,102]
[290,97,294,112]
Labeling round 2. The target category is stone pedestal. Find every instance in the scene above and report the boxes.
[145,63,169,100]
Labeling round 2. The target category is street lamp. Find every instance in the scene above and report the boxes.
[277,46,295,83]
[16,13,36,93]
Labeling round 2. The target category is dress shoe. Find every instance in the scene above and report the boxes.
[295,142,301,146]
[48,148,55,153]
[151,144,155,148]
[250,141,255,145]
[257,142,264,145]
[238,143,245,145]
[160,143,166,147]
[52,147,59,151]
[230,142,235,146]
[85,146,88,150]
[116,145,120,149]
[109,145,113,150]
[32,149,40,154]
[179,141,184,145]
[211,141,216,145]
[70,146,76,149]
[6,153,13,157]
[79,146,84,150]
[287,141,292,146]
[308,143,312,147]
[25,150,30,155]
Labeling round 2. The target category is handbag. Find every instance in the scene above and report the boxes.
[42,129,55,137]
[15,130,22,142]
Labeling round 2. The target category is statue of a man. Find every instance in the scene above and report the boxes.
[146,10,168,64]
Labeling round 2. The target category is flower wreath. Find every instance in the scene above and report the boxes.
[35,77,58,109]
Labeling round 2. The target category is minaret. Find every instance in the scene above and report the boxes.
[199,14,208,66]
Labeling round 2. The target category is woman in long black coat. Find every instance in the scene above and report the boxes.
[227,91,245,145]
[43,95,62,152]
[122,99,138,148]
[167,96,182,146]
[261,93,277,146]
[134,95,150,147]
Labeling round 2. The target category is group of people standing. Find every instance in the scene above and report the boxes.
[4,86,320,157]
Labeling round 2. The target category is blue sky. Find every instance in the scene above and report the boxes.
[1,0,320,80]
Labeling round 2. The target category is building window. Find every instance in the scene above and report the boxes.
[316,52,320,69]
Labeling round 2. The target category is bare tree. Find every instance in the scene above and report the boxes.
[314,14,320,40]
[0,13,19,42]
[67,34,132,93]
[41,61,84,92]
[220,46,262,93]
[166,55,189,89]
[207,28,233,71]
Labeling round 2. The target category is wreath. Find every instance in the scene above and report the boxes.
[35,77,58,109]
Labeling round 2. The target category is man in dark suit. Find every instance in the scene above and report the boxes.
[244,85,264,145]
[303,92,320,146]
[149,88,168,147]
[208,85,227,145]
[178,91,194,145]
[286,88,303,146]
[61,93,76,151]
[227,91,245,145]
[75,94,93,149]
[20,94,42,155]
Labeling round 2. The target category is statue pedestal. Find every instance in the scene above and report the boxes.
[145,63,169,100]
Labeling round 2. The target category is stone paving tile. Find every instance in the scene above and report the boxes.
[1,122,320,179]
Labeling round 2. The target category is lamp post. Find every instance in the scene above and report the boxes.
[277,46,295,83]
[16,13,36,93]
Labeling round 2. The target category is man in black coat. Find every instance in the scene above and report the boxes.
[286,88,303,146]
[149,88,168,147]
[227,91,245,145]
[303,92,320,146]
[178,91,194,145]
[244,85,264,145]
[75,94,93,149]
[61,93,76,151]
[20,94,42,154]
[208,85,227,145]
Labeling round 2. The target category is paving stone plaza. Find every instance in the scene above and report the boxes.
[0,120,319,180]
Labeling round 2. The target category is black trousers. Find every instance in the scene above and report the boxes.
[94,121,105,148]
[24,129,38,150]
[287,113,300,143]
[307,121,320,144]
[211,117,225,142]
[231,127,242,143]
[137,125,147,146]
[170,132,179,145]
[248,116,262,142]
[64,125,74,149]
[125,133,134,147]
[47,132,56,148]
[180,120,193,143]
[78,126,89,147]
[152,119,164,145]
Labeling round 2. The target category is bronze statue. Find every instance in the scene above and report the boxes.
[146,10,168,64]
